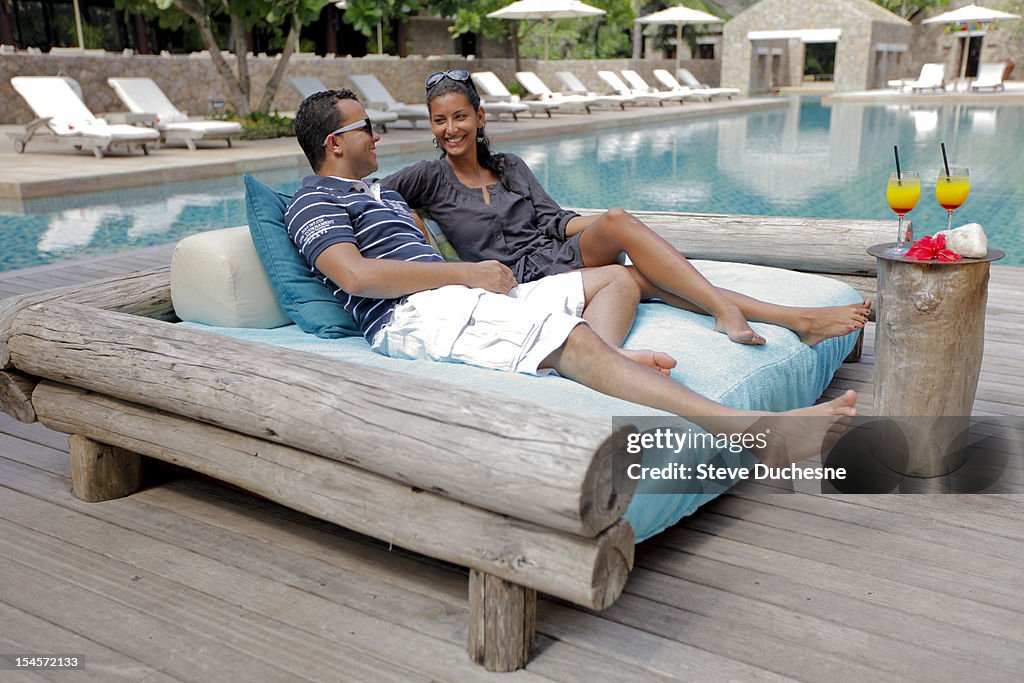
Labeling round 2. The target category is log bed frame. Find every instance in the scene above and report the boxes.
[0,212,889,671]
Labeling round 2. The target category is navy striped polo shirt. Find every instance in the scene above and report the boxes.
[285,175,444,342]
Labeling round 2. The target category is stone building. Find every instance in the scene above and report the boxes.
[909,1,1022,84]
[721,0,911,94]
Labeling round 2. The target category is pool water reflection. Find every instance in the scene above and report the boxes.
[1,97,1019,272]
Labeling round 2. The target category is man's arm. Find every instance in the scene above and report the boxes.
[315,242,517,299]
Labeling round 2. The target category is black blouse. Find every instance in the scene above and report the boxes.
[381,154,585,282]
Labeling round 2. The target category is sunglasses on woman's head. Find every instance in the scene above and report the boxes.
[425,69,471,89]
[322,118,373,146]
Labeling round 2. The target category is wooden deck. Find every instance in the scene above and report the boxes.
[1,252,1022,682]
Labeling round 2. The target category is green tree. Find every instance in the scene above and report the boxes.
[117,0,330,114]
[343,0,422,53]
[431,0,636,62]
[1001,0,1024,65]
[871,0,949,20]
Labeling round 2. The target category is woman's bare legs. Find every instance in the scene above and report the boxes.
[624,268,872,347]
[577,209,871,346]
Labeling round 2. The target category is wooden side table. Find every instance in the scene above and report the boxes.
[867,244,1004,477]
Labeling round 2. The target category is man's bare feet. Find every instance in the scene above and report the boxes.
[747,390,858,467]
[714,304,766,346]
[794,300,872,347]
[620,348,677,375]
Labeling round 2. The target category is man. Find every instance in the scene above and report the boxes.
[286,89,858,464]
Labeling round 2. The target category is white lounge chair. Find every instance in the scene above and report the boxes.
[970,62,1007,92]
[620,70,689,104]
[9,76,160,158]
[555,71,634,109]
[597,71,666,106]
[107,77,243,150]
[515,71,618,112]
[288,76,399,132]
[348,74,429,127]
[419,71,526,120]
[651,69,713,101]
[471,71,553,118]
[676,68,739,99]
[889,63,945,93]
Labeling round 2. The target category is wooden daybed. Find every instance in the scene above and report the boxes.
[0,213,886,671]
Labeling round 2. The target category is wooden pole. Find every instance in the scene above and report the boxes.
[0,369,37,423]
[0,267,174,369]
[468,570,536,672]
[32,381,635,608]
[72,0,84,48]
[9,302,634,536]
[69,434,143,502]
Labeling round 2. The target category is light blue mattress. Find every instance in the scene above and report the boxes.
[181,260,862,541]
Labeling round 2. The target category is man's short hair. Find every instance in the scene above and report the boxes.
[294,88,359,172]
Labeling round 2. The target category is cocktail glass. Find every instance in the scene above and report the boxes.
[884,171,920,256]
[936,167,970,231]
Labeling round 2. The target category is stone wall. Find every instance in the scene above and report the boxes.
[0,52,723,124]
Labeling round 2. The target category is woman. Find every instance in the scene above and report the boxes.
[382,70,870,347]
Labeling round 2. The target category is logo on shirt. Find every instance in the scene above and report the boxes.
[384,199,412,218]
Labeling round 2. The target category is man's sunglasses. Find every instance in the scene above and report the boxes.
[322,118,373,146]
[425,69,471,89]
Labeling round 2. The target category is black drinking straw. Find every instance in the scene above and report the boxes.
[893,145,902,180]
[940,142,950,176]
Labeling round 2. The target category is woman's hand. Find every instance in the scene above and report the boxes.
[461,260,517,294]
[564,214,600,237]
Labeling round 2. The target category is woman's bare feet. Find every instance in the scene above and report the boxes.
[620,348,677,375]
[793,300,873,347]
[713,303,766,346]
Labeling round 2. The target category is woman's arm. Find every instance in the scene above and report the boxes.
[564,214,600,237]
[380,160,438,210]
[508,155,579,241]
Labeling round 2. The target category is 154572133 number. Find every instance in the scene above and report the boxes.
[0,655,83,669]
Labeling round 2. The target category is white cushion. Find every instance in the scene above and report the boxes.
[171,226,291,328]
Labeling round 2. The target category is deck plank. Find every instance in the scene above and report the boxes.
[136,480,735,683]
[0,601,181,683]
[0,460,548,683]
[654,512,1024,635]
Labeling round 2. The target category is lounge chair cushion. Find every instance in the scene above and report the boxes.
[171,227,290,329]
[180,260,862,542]
[243,175,360,337]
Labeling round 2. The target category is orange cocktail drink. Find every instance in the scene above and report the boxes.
[885,171,920,254]
[936,167,970,230]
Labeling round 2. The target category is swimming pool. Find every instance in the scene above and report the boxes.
[1,96,1020,272]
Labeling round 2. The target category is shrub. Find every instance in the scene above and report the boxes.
[214,111,295,140]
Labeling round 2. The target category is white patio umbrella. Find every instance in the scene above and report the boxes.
[922,4,1021,88]
[487,0,606,60]
[636,5,724,73]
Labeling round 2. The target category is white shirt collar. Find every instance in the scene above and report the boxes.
[330,175,383,203]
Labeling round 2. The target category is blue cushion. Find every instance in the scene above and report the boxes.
[244,174,360,337]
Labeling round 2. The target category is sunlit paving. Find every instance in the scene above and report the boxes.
[0,1,1022,680]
